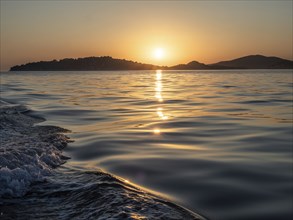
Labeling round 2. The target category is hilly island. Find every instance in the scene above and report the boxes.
[10,55,293,71]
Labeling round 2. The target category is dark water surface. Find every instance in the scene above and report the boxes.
[1,70,292,219]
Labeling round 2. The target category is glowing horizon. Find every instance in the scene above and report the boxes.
[1,1,292,71]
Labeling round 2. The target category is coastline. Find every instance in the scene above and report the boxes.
[0,100,206,220]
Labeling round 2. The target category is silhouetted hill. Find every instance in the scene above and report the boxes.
[10,55,293,71]
[211,55,293,69]
[10,56,161,71]
[169,61,210,70]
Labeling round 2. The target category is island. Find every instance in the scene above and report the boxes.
[10,55,293,71]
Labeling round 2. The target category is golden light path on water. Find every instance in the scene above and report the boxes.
[1,70,292,220]
[153,70,168,134]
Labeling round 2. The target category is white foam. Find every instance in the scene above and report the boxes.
[0,102,206,219]
[0,102,70,197]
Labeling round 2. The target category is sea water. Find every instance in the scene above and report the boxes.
[0,70,292,220]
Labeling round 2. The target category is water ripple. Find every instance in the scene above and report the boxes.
[1,70,292,220]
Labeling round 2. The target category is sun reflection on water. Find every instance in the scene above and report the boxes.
[155,70,163,102]
[157,107,168,120]
[153,70,168,134]
[153,128,161,134]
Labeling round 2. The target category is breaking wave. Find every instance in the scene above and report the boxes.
[0,100,205,220]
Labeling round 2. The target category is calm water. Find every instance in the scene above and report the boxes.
[1,70,292,220]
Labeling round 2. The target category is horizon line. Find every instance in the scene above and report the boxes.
[6,53,293,71]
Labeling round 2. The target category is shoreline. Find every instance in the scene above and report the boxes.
[0,100,206,220]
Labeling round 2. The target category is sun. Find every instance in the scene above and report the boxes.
[153,48,165,59]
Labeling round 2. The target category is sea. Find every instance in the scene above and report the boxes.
[0,70,292,220]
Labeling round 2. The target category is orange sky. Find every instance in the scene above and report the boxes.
[1,1,292,71]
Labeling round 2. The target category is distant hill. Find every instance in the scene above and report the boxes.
[169,61,210,70]
[10,56,161,71]
[169,60,237,70]
[10,55,293,71]
[210,55,293,69]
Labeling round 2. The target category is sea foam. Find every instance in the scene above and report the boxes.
[0,100,205,219]
[0,100,70,197]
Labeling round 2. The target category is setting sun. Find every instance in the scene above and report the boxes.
[153,48,165,60]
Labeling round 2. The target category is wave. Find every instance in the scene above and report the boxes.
[0,100,206,219]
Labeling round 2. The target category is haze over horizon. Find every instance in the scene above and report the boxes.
[1,0,292,71]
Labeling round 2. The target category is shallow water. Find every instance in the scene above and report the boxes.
[1,70,292,219]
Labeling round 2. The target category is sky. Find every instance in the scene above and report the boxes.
[1,0,292,71]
